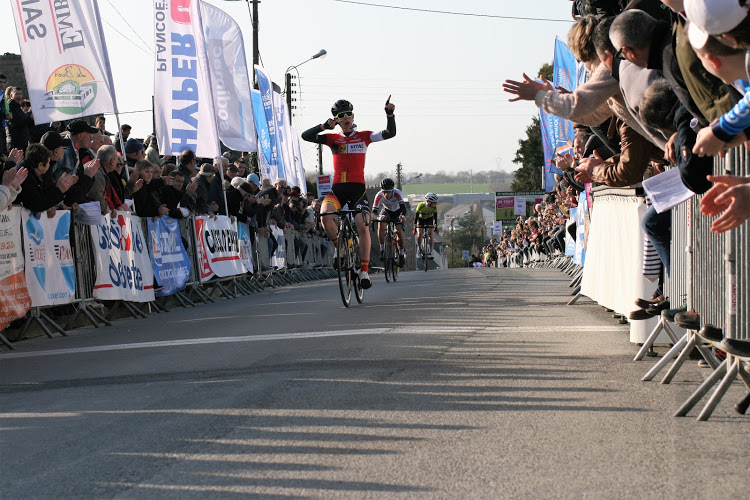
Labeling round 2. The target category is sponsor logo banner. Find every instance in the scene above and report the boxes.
[0,207,31,331]
[10,0,118,122]
[254,66,280,180]
[194,215,243,282]
[21,209,75,306]
[154,0,220,158]
[91,212,155,302]
[147,216,190,297]
[251,89,274,181]
[271,225,286,270]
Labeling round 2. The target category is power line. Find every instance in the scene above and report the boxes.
[331,0,573,23]
[104,0,154,55]
[101,19,153,57]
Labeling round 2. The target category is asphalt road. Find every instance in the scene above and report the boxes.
[2,268,749,499]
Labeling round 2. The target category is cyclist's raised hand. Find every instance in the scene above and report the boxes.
[385,95,395,115]
[323,118,336,130]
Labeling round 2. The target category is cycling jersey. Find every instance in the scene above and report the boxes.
[372,188,406,216]
[301,115,396,184]
[415,201,438,226]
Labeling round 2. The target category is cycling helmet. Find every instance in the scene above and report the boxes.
[331,99,354,116]
[380,178,395,190]
[425,193,438,203]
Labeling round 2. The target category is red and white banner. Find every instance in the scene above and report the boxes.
[90,212,155,302]
[0,207,31,331]
[194,215,244,282]
[153,0,220,158]
[10,0,118,123]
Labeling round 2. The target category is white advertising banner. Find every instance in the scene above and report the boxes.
[90,212,155,302]
[200,2,257,152]
[10,0,118,123]
[153,0,220,158]
[21,209,76,306]
[289,125,307,195]
[0,207,31,332]
[317,175,332,196]
[194,215,244,282]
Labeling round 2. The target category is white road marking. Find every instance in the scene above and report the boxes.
[1,328,391,359]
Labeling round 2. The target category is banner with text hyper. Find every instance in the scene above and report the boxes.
[0,207,31,331]
[154,0,220,158]
[10,0,118,123]
[22,209,76,306]
[200,2,258,152]
[147,216,190,297]
[194,215,243,282]
[91,212,155,302]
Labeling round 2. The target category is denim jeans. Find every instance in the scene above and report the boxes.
[641,206,671,277]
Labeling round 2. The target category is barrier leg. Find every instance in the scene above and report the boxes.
[174,290,197,307]
[642,334,688,381]
[188,283,215,304]
[634,317,678,361]
[674,358,728,417]
[697,357,739,421]
[567,292,583,305]
[0,332,14,350]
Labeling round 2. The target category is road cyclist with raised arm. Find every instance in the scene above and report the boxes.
[372,177,407,268]
[301,96,396,289]
[414,193,439,259]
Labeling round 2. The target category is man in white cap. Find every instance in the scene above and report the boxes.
[685,0,750,156]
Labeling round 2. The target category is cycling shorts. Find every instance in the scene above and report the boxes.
[323,182,370,214]
[416,220,435,228]
[379,209,404,225]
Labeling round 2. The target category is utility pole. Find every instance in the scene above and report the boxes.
[251,0,259,88]
[396,162,403,190]
[318,143,323,175]
[285,72,294,121]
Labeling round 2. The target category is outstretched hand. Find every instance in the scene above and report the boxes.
[701,175,750,217]
[502,73,553,102]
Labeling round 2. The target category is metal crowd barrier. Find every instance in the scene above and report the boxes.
[2,213,336,348]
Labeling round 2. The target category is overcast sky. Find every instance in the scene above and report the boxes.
[0,0,574,179]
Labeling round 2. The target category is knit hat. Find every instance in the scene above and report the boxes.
[40,131,70,150]
[124,138,144,154]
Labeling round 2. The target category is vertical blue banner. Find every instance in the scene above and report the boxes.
[254,66,281,178]
[540,38,581,192]
[251,89,273,180]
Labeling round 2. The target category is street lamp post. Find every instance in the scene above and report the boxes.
[284,49,327,123]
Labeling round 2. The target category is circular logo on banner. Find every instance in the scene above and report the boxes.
[42,64,98,115]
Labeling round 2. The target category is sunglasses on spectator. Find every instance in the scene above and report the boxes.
[335,111,354,119]
[614,47,625,61]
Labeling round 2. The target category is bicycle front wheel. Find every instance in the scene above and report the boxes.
[353,237,365,304]
[337,232,352,307]
[422,233,429,272]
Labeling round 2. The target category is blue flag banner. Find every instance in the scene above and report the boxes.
[540,38,581,192]
[147,216,190,297]
[254,65,281,181]
[251,89,273,180]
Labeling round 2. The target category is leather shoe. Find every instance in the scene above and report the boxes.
[646,299,670,315]
[720,338,750,358]
[635,295,665,309]
[662,304,687,322]
[629,308,656,320]
[697,325,723,344]
[675,310,700,330]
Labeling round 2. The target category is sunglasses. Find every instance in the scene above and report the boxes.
[335,111,353,119]
[383,189,394,194]
[614,47,625,61]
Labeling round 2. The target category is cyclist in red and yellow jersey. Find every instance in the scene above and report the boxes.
[301,97,396,288]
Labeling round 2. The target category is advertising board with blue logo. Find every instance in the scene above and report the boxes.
[21,209,76,306]
[147,216,190,297]
[194,215,244,282]
[91,212,155,302]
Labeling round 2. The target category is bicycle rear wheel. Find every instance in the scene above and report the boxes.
[383,231,392,283]
[337,230,352,307]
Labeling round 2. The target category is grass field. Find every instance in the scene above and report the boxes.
[398,183,503,195]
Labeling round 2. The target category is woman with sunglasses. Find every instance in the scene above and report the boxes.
[301,96,396,289]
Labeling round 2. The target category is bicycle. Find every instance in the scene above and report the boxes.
[417,224,435,272]
[323,209,365,307]
[374,217,399,283]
